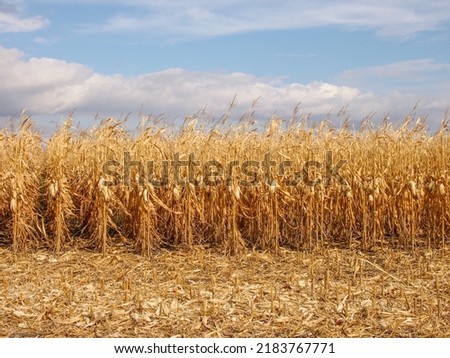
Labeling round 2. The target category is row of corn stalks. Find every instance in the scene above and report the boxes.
[1,115,449,255]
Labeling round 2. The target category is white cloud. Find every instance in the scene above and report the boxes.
[66,0,450,39]
[340,59,450,80]
[0,46,448,130]
[338,59,450,96]
[0,1,49,33]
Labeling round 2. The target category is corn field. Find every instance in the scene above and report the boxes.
[1,114,449,255]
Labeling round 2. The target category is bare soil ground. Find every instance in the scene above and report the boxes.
[1,246,449,337]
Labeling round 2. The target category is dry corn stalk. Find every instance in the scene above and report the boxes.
[0,114,449,254]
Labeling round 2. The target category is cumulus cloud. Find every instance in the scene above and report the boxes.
[338,59,450,95]
[0,46,447,130]
[340,59,450,80]
[0,1,49,33]
[68,0,450,39]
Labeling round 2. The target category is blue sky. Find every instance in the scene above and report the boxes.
[1,0,450,130]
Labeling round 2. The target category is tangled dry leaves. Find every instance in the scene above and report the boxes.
[2,115,450,256]
[1,246,449,337]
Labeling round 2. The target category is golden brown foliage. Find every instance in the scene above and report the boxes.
[0,114,449,254]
